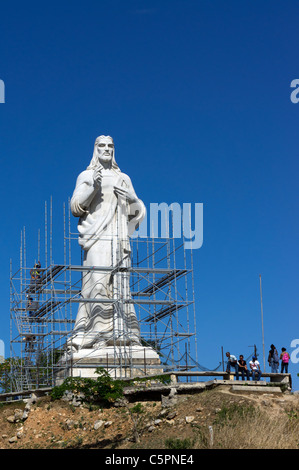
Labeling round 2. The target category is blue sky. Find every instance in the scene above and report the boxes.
[0,1,298,388]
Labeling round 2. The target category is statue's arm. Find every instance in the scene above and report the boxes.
[121,174,146,233]
[71,170,99,217]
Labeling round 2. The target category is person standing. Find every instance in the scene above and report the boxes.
[249,356,262,381]
[280,348,290,373]
[29,261,42,292]
[268,344,279,373]
[26,295,34,317]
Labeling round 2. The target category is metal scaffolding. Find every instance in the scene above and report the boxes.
[10,199,198,391]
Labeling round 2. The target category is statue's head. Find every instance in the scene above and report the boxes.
[87,135,119,171]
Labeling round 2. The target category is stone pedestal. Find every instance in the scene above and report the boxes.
[56,345,163,385]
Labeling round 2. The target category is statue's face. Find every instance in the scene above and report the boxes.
[96,137,114,165]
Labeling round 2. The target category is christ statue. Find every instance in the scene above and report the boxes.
[68,135,145,351]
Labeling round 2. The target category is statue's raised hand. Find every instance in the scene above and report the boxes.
[93,166,102,187]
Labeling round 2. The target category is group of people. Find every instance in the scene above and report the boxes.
[226,345,291,381]
[268,344,290,374]
[226,352,262,381]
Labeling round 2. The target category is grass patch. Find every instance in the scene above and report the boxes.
[165,437,195,449]
[214,403,256,426]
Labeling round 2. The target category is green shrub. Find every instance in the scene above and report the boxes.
[126,374,171,387]
[50,369,173,406]
[94,368,125,403]
[131,403,144,414]
[165,437,194,449]
[50,376,96,401]
[50,368,125,405]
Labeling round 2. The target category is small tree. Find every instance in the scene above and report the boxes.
[0,357,22,393]
[126,403,145,444]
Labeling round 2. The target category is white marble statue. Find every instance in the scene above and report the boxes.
[68,135,146,351]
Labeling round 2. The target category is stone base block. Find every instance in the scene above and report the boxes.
[56,345,163,384]
[232,385,282,393]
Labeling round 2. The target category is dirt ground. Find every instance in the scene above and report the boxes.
[0,386,298,449]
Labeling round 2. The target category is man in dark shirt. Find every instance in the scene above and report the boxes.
[238,355,250,380]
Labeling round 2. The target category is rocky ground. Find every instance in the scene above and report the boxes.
[0,385,299,449]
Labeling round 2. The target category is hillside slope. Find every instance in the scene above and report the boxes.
[0,386,298,449]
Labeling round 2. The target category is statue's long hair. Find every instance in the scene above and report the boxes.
[87,135,120,173]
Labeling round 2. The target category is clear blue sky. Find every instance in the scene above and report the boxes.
[0,1,298,388]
